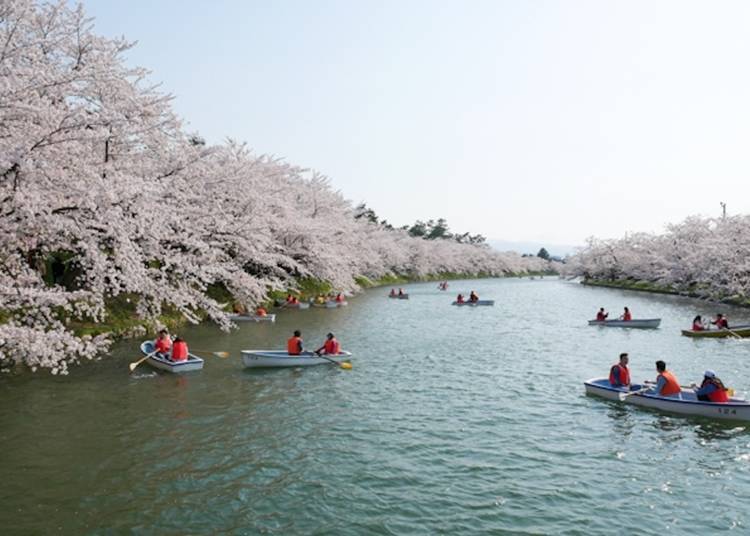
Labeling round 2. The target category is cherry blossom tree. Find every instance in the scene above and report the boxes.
[0,0,553,373]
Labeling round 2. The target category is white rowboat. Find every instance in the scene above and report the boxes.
[452,300,495,306]
[313,301,348,308]
[241,350,353,368]
[584,377,750,422]
[228,313,276,323]
[140,341,204,373]
[283,302,310,309]
[588,318,661,329]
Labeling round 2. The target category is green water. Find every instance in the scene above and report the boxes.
[2,278,750,534]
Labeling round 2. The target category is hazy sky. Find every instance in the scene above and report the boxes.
[84,0,750,246]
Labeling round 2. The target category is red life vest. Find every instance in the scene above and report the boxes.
[171,340,188,362]
[717,318,728,329]
[596,312,607,321]
[287,336,302,355]
[658,370,681,396]
[623,311,632,321]
[324,338,340,355]
[609,363,630,386]
[155,336,172,354]
[705,379,730,403]
[457,295,464,303]
[256,307,267,316]
[335,294,343,302]
[692,322,704,331]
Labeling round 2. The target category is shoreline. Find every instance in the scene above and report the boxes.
[581,278,750,308]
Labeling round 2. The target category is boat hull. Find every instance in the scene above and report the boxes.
[452,300,495,306]
[313,301,348,308]
[241,350,352,368]
[389,295,409,300]
[584,377,750,422]
[681,325,750,338]
[140,341,204,373]
[588,318,661,328]
[228,313,276,323]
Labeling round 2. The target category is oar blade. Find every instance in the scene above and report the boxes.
[340,362,353,370]
[213,351,230,358]
[129,362,138,372]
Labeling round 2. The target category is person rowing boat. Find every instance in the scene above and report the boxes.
[315,332,341,355]
[596,308,608,321]
[692,370,729,403]
[648,360,681,398]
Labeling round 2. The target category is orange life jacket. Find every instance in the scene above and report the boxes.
[705,378,730,403]
[324,338,340,355]
[155,336,172,354]
[623,311,632,321]
[171,341,188,362]
[658,370,681,396]
[287,336,302,355]
[256,307,267,316]
[609,363,630,386]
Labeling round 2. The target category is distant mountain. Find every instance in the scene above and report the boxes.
[488,239,581,258]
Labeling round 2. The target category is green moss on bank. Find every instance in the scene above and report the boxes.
[582,278,750,307]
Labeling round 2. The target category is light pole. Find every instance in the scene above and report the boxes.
[720,202,726,219]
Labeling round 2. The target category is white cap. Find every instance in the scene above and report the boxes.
[704,370,716,378]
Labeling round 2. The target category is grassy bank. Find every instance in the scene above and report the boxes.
[582,278,750,307]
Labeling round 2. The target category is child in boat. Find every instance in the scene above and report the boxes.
[154,329,172,356]
[315,333,341,355]
[170,336,188,362]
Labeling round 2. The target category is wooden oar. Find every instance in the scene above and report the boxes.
[129,351,156,373]
[725,327,744,339]
[190,349,229,358]
[314,351,352,370]
[618,387,649,401]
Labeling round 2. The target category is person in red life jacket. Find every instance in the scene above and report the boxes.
[287,330,304,356]
[596,308,608,321]
[315,332,341,356]
[650,360,681,398]
[711,313,729,329]
[692,315,705,331]
[609,353,631,388]
[692,370,730,403]
[456,293,465,304]
[620,307,632,321]
[335,293,344,303]
[170,336,189,362]
[469,291,479,303]
[256,306,267,317]
[154,329,172,356]
[390,288,397,297]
